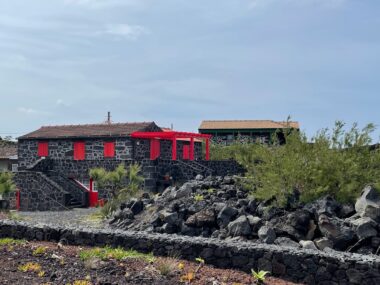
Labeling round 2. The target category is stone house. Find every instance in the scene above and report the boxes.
[14,121,243,211]
[199,120,300,145]
[0,140,18,172]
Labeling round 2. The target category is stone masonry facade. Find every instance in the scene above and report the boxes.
[15,125,243,211]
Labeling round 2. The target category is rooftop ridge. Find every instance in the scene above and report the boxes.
[40,122,154,128]
[201,119,298,123]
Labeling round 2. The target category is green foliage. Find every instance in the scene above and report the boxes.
[79,246,154,262]
[155,259,178,276]
[0,238,26,246]
[32,246,47,256]
[251,269,269,283]
[90,163,144,217]
[194,194,204,202]
[207,188,215,194]
[0,172,16,196]
[195,257,205,264]
[212,121,380,206]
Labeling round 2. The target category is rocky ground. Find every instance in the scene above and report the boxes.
[0,238,299,285]
[109,175,380,255]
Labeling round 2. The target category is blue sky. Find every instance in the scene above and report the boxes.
[0,0,379,140]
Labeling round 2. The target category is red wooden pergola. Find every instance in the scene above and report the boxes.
[131,131,212,161]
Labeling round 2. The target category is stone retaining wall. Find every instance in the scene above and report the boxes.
[14,172,69,211]
[0,220,379,285]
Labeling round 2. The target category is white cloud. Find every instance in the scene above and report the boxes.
[103,24,149,40]
[249,0,346,10]
[18,107,50,115]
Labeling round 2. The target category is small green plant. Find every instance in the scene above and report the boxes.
[251,269,269,283]
[195,257,205,264]
[18,262,42,273]
[72,281,92,285]
[32,246,47,256]
[0,238,26,246]
[155,260,177,276]
[194,194,204,202]
[79,246,154,262]
[207,188,215,194]
[7,211,24,221]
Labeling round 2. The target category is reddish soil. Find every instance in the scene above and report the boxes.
[0,240,302,285]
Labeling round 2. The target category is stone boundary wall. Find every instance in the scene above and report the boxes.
[0,220,379,285]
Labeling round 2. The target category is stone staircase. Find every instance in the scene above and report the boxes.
[45,171,89,208]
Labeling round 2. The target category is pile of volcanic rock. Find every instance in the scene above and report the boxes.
[109,175,380,255]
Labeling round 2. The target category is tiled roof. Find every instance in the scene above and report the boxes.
[199,120,300,130]
[19,122,161,139]
[0,141,17,159]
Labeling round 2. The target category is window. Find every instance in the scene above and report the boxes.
[74,142,85,160]
[11,164,18,172]
[37,142,49,157]
[104,142,115,158]
[183,145,190,160]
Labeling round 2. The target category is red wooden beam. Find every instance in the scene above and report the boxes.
[131,131,211,139]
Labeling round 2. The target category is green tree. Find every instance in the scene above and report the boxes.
[211,121,380,206]
[90,163,144,217]
[0,172,16,199]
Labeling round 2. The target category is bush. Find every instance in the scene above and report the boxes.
[212,121,380,206]
[89,163,144,217]
[0,172,16,197]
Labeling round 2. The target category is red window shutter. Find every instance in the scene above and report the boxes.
[38,142,49,157]
[74,142,86,160]
[183,145,190,160]
[104,142,115,158]
[150,139,160,160]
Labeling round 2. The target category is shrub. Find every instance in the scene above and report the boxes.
[90,163,144,217]
[0,172,16,198]
[212,121,380,206]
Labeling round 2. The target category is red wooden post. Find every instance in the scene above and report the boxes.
[172,137,177,160]
[205,138,210,161]
[89,178,98,207]
[150,139,155,160]
[16,190,20,211]
[190,137,194,161]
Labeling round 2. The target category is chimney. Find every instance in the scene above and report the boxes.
[107,112,111,124]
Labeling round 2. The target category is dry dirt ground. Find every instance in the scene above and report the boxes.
[0,239,302,285]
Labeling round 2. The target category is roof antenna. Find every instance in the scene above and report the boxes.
[171,123,173,130]
[107,111,111,124]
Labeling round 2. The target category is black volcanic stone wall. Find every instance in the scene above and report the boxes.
[200,160,246,177]
[30,158,159,197]
[18,138,134,169]
[1,220,379,285]
[154,159,245,181]
[14,172,69,211]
